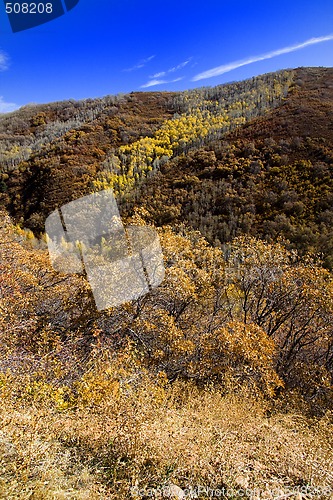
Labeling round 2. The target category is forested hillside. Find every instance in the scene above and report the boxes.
[125,67,333,267]
[1,67,333,498]
[1,69,293,230]
[0,91,175,229]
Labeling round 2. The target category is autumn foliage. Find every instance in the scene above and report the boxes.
[1,67,333,497]
[1,209,333,497]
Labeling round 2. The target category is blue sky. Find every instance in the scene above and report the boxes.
[0,0,332,111]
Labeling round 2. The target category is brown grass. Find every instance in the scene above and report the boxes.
[1,371,332,499]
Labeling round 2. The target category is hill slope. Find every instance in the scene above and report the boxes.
[125,67,333,266]
[0,91,176,227]
[1,69,293,229]
[1,68,333,497]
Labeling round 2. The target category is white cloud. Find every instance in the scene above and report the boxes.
[0,96,19,113]
[152,59,191,78]
[192,34,333,81]
[141,79,167,88]
[0,50,9,71]
[141,77,183,88]
[153,72,166,78]
[123,55,155,72]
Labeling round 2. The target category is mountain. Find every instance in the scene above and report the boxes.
[1,67,333,498]
[0,91,175,228]
[124,67,333,267]
[1,68,333,268]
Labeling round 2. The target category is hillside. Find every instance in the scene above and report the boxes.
[125,67,333,267]
[1,69,293,230]
[0,91,176,228]
[2,67,333,270]
[1,207,333,498]
[1,67,333,498]
[233,67,333,142]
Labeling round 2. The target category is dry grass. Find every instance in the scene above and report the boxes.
[0,407,105,499]
[1,376,332,499]
[1,212,332,499]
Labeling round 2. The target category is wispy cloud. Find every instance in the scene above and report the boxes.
[0,50,9,71]
[0,96,19,113]
[192,34,333,81]
[123,55,155,72]
[152,59,192,78]
[141,77,183,89]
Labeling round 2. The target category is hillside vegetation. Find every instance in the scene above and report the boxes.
[126,67,333,267]
[1,70,293,230]
[1,67,333,498]
[0,91,175,229]
[1,210,333,498]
